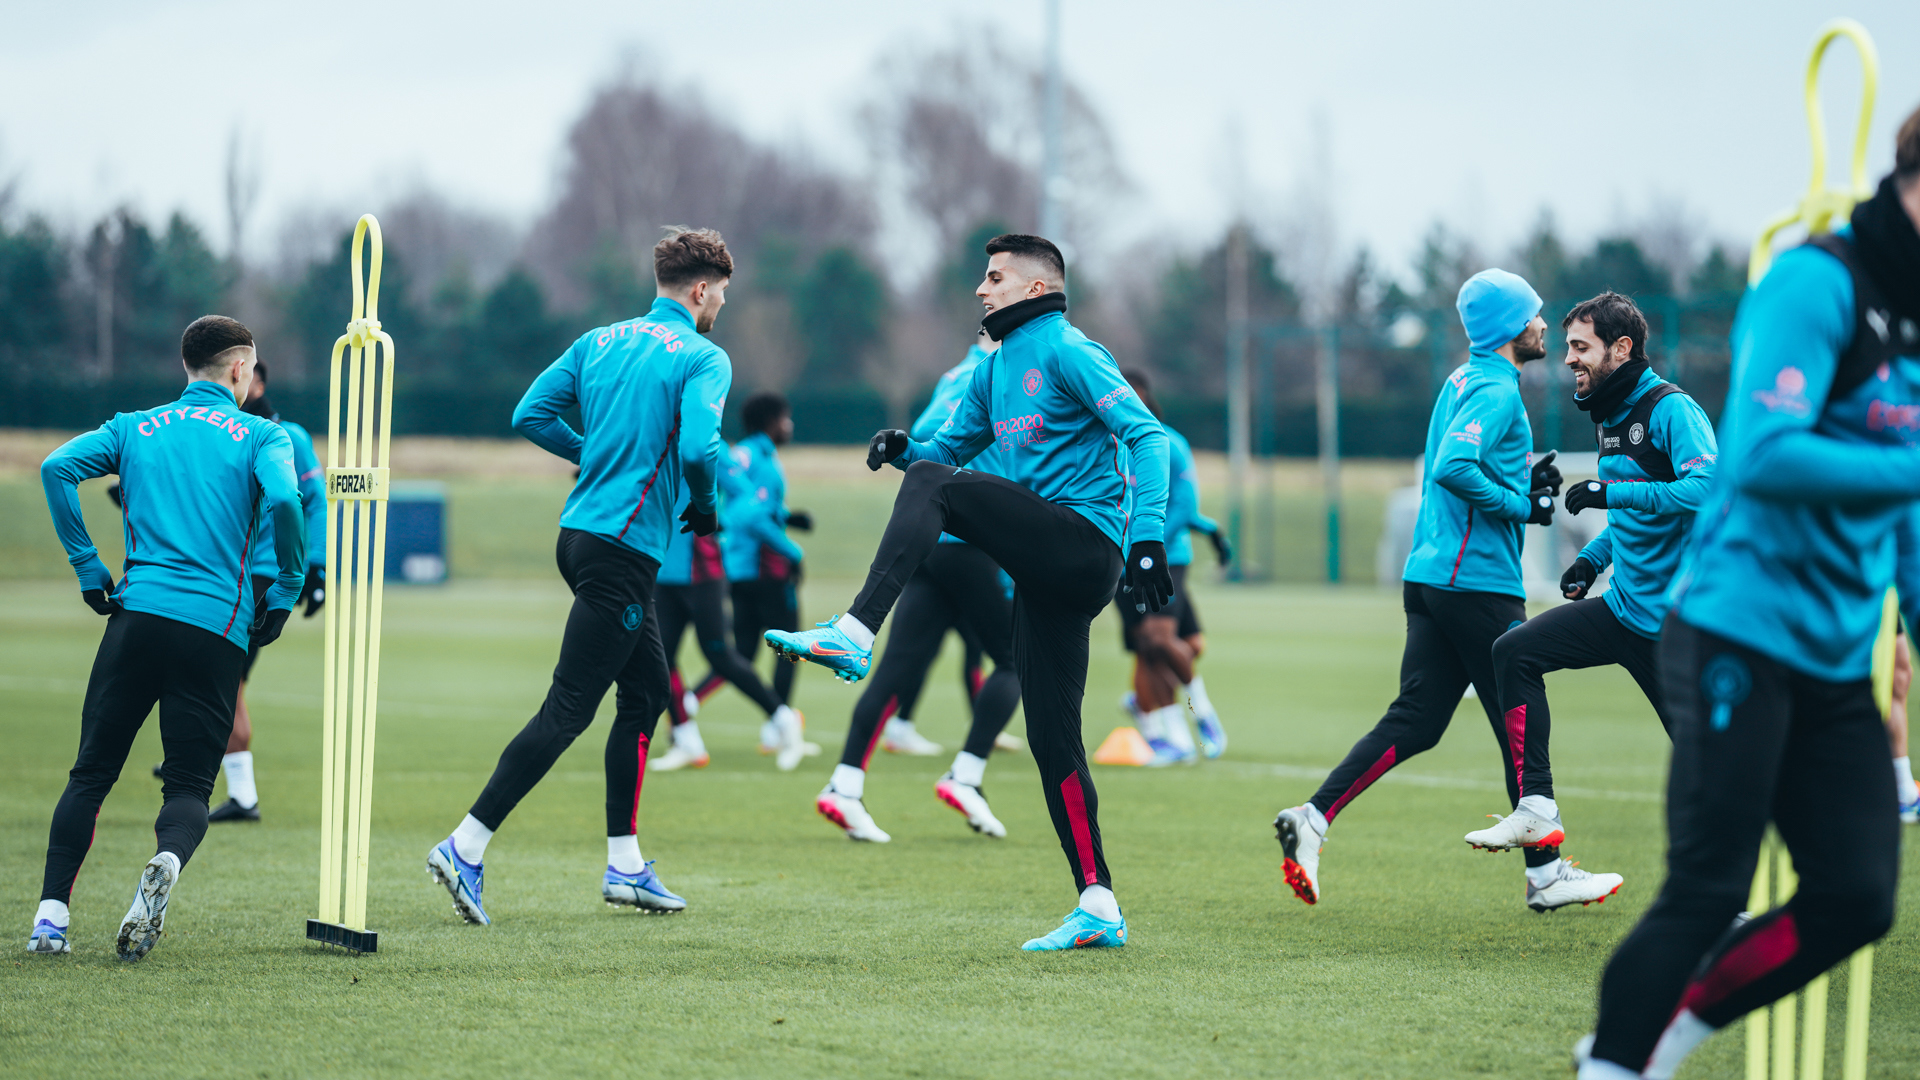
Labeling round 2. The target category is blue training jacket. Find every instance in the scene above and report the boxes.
[1162,427,1219,567]
[719,432,804,581]
[1403,352,1535,597]
[896,309,1169,553]
[1574,369,1718,638]
[1671,239,1920,680]
[513,297,729,564]
[246,417,326,579]
[913,344,1013,544]
[42,379,307,649]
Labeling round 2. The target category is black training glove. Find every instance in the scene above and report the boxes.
[1208,528,1233,566]
[81,586,122,616]
[1566,479,1608,515]
[1123,540,1175,613]
[785,509,813,532]
[250,607,291,650]
[105,482,124,510]
[300,567,326,618]
[867,429,909,471]
[1526,487,1556,526]
[1561,557,1598,601]
[1530,449,1562,496]
[679,502,719,536]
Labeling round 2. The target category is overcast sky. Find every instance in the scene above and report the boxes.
[4,0,1917,283]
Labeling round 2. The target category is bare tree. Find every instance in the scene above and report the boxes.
[378,190,521,307]
[223,126,263,263]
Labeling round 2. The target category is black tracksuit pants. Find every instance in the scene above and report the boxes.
[1491,597,1670,801]
[469,529,670,837]
[850,461,1122,892]
[728,576,799,705]
[659,580,782,716]
[841,542,1022,769]
[41,610,246,904]
[1589,617,1901,1072]
[1309,582,1559,867]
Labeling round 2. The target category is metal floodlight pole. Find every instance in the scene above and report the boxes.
[1317,324,1341,584]
[1224,224,1250,582]
[1039,0,1065,242]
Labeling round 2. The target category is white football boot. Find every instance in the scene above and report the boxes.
[1527,860,1623,912]
[992,732,1024,753]
[772,705,818,772]
[116,853,179,962]
[882,718,943,756]
[652,742,710,772]
[1465,802,1566,851]
[934,774,1007,837]
[816,788,891,842]
[1273,805,1324,905]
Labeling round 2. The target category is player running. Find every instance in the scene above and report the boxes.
[766,234,1171,950]
[815,330,1025,843]
[1578,112,1920,1080]
[30,316,306,960]
[1114,369,1231,765]
[1468,293,1716,897]
[1270,269,1606,911]
[426,227,735,926]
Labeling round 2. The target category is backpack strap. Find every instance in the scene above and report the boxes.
[1595,382,1686,483]
[1806,233,1897,403]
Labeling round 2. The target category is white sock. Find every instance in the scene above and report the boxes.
[1135,703,1166,742]
[830,764,866,800]
[607,834,644,874]
[153,851,181,876]
[221,750,258,809]
[1516,794,1560,822]
[1642,1008,1715,1080]
[949,750,987,788]
[681,689,700,719]
[1185,676,1216,718]
[672,720,706,757]
[1078,885,1121,922]
[35,899,69,928]
[1525,857,1564,888]
[1303,803,1329,836]
[1577,1057,1643,1080]
[452,814,493,864]
[834,613,875,651]
[1895,756,1917,803]
[1154,704,1194,753]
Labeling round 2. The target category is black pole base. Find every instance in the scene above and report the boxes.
[306,919,378,954]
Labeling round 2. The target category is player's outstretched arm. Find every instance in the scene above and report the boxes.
[1431,389,1531,522]
[511,341,586,464]
[40,423,121,597]
[255,425,307,613]
[1605,395,1718,516]
[678,352,731,515]
[893,359,995,470]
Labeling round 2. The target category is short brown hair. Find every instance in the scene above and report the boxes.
[1897,103,1920,187]
[181,315,254,373]
[985,234,1066,287]
[653,227,734,289]
[1562,291,1649,363]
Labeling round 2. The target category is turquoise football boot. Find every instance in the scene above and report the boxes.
[764,618,872,683]
[1021,907,1128,951]
[426,837,490,926]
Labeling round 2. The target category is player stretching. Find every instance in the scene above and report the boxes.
[767,234,1171,950]
[815,330,1026,843]
[1272,269,1594,908]
[29,316,306,960]
[1114,369,1231,765]
[427,228,735,925]
[1578,111,1920,1080]
[1469,293,1717,901]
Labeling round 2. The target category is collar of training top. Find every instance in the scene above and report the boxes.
[1573,357,1651,415]
[981,290,1067,342]
[1852,174,1920,326]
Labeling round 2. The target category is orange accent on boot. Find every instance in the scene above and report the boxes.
[934,781,968,817]
[815,797,850,830]
[1529,829,1567,848]
[1283,859,1318,905]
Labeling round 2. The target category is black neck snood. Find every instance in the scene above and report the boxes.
[1573,356,1650,416]
[981,291,1067,342]
[1851,174,1920,326]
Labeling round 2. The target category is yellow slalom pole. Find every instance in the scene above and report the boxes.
[1749,19,1879,285]
[1747,832,1774,1080]
[1773,844,1798,1080]
[309,213,392,954]
[1842,945,1873,1080]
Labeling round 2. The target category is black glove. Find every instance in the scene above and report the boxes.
[82,585,122,616]
[105,482,124,510]
[1207,528,1233,566]
[300,567,326,618]
[1561,557,1598,601]
[867,429,909,471]
[1566,479,1608,515]
[1526,487,1556,526]
[1530,449,1562,495]
[1123,540,1175,613]
[785,510,814,532]
[679,501,719,536]
[250,607,291,650]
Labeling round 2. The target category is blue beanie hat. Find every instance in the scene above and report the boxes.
[1456,269,1543,353]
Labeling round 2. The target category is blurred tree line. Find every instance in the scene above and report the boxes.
[0,37,1746,452]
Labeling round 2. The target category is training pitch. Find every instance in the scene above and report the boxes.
[0,463,1914,1078]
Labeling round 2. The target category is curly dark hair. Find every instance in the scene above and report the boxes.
[1562,291,1649,363]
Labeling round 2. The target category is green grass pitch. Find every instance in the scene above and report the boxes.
[0,469,1915,1078]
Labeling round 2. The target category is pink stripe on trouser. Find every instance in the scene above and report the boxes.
[1679,914,1801,1015]
[1326,746,1397,822]
[627,733,651,834]
[1505,705,1527,798]
[1061,772,1097,885]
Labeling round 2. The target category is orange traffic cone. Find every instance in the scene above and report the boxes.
[1093,726,1155,766]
